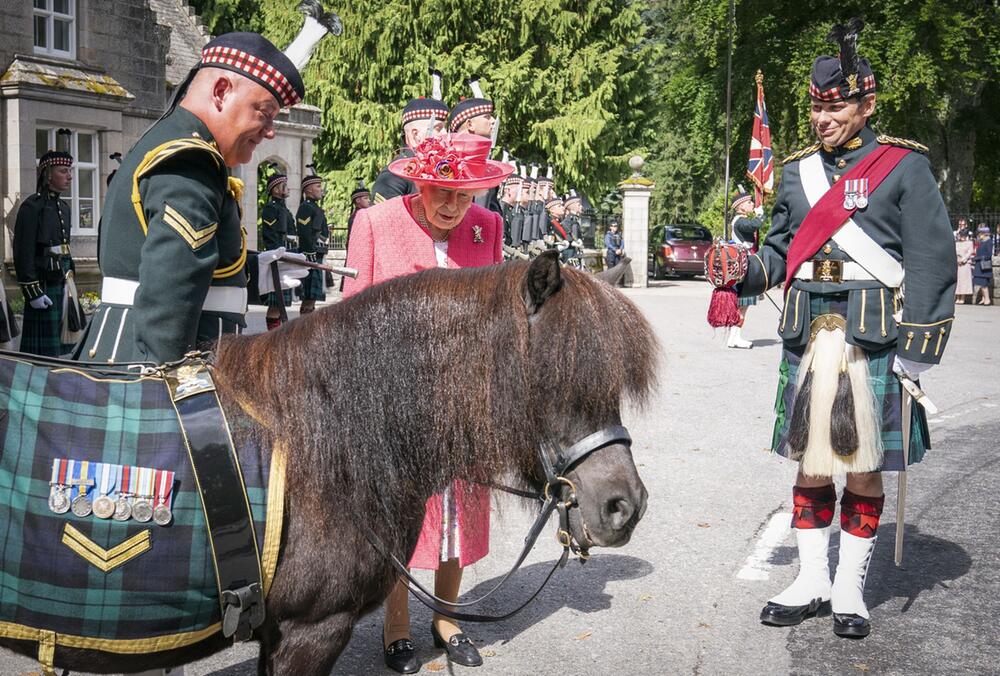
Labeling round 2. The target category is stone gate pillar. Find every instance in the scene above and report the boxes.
[619,155,655,288]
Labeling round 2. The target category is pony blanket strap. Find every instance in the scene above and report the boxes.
[784,145,911,289]
[163,359,264,641]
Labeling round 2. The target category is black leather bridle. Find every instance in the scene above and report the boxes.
[359,424,632,623]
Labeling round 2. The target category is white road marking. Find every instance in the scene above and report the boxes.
[736,512,792,581]
[928,400,998,425]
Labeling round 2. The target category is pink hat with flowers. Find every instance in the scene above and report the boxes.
[389,133,515,190]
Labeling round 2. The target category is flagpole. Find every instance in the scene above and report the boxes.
[754,69,764,208]
[722,0,735,239]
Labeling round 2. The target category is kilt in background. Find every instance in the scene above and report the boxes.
[0,354,279,649]
[264,289,294,308]
[19,276,69,357]
[738,294,759,307]
[770,293,929,471]
[296,254,327,301]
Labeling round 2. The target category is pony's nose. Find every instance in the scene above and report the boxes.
[604,496,636,532]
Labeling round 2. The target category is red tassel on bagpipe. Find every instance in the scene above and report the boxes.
[704,238,748,328]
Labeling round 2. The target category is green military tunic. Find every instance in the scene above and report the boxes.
[75,107,247,365]
[741,125,956,470]
[371,149,416,204]
[13,190,74,356]
[260,196,294,251]
[294,197,328,301]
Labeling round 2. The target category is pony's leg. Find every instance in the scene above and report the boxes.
[270,612,357,676]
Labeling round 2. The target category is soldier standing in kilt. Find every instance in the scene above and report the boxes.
[723,20,956,638]
[261,171,296,330]
[294,171,328,314]
[74,14,335,364]
[728,191,762,349]
[13,151,78,356]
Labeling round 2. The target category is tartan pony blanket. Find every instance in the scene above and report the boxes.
[0,351,284,660]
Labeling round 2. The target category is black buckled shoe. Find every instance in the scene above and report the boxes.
[432,625,483,667]
[384,637,420,674]
[833,613,871,638]
[760,598,831,626]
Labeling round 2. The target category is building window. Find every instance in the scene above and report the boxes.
[33,0,76,60]
[36,127,100,234]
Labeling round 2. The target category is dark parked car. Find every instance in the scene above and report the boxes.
[648,224,713,279]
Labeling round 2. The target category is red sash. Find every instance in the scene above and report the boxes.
[551,219,568,240]
[784,144,911,288]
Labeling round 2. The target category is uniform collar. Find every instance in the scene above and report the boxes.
[171,106,217,145]
[822,125,876,156]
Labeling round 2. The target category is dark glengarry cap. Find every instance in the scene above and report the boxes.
[448,98,494,132]
[402,98,450,125]
[350,180,369,202]
[201,32,305,108]
[38,150,73,171]
[731,192,752,210]
[302,165,323,189]
[810,18,876,102]
[266,172,288,193]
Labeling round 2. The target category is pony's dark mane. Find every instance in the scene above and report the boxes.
[213,262,657,537]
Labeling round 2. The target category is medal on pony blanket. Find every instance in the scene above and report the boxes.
[704,238,749,328]
[70,460,95,517]
[92,462,119,519]
[152,468,175,526]
[48,458,71,514]
[131,466,155,523]
[113,464,136,521]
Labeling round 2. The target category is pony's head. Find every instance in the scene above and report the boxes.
[517,252,656,548]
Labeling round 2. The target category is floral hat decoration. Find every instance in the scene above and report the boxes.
[388,133,515,190]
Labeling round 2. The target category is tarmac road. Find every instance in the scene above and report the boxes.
[3,280,996,675]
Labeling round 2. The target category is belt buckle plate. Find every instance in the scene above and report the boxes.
[812,259,843,283]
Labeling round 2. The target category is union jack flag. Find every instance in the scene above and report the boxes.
[746,71,773,208]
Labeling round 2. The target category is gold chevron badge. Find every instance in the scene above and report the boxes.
[61,523,151,573]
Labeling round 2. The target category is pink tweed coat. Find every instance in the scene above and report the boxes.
[342,194,502,569]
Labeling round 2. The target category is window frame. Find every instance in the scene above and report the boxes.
[36,127,101,235]
[32,0,77,60]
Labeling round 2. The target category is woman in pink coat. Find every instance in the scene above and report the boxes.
[342,133,513,673]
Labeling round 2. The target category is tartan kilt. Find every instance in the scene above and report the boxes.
[738,294,758,307]
[19,277,70,357]
[264,289,294,308]
[770,293,930,471]
[0,291,19,344]
[0,353,281,650]
[296,269,326,301]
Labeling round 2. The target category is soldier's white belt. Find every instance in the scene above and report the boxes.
[794,260,876,283]
[101,277,247,314]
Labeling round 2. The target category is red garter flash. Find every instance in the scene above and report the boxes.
[840,489,885,538]
[705,239,748,328]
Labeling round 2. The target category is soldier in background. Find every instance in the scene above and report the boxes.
[13,150,79,356]
[449,76,504,217]
[260,171,296,330]
[563,189,583,240]
[727,191,762,349]
[371,71,449,204]
[295,170,329,315]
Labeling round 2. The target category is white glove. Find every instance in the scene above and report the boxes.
[257,248,310,294]
[893,356,933,379]
[29,295,53,310]
[754,205,764,217]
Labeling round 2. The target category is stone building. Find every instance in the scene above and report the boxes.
[0,0,322,293]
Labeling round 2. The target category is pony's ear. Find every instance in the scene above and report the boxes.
[523,250,563,315]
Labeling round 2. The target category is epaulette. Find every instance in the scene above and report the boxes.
[876,135,928,153]
[782,143,822,164]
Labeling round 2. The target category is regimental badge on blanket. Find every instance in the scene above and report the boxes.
[49,458,176,526]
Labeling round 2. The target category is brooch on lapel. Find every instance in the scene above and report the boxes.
[472,225,483,243]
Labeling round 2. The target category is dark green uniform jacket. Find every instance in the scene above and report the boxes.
[371,149,416,204]
[294,198,328,259]
[13,191,73,301]
[260,197,294,250]
[741,126,956,364]
[733,215,762,247]
[75,107,247,365]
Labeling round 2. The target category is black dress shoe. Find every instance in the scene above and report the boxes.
[432,625,483,667]
[384,637,420,674]
[833,613,871,638]
[759,598,832,626]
